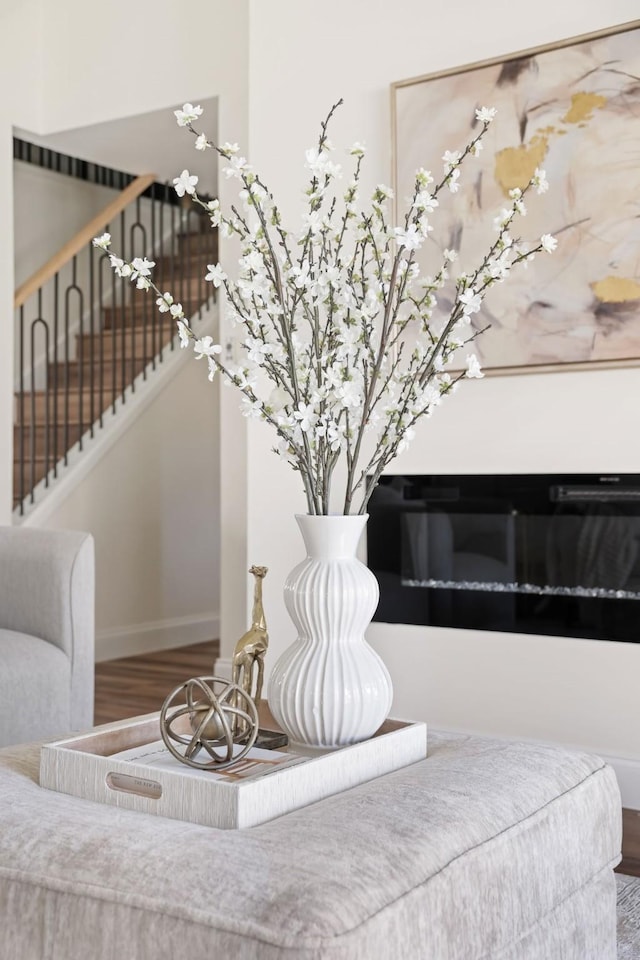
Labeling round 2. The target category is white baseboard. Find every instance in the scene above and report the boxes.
[96,612,219,662]
[213,656,233,680]
[601,753,640,811]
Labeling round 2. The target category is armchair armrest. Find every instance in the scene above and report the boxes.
[0,526,95,730]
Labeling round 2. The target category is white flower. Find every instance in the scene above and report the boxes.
[174,103,203,127]
[475,106,497,124]
[92,232,111,249]
[442,150,462,172]
[223,155,249,179]
[532,167,549,194]
[350,142,366,156]
[459,289,482,315]
[293,403,317,433]
[176,320,190,348]
[108,255,131,278]
[335,379,363,409]
[493,208,512,230]
[397,427,415,454]
[540,233,557,253]
[470,140,483,157]
[465,354,484,379]
[415,168,434,188]
[394,224,423,251]
[195,133,210,151]
[413,190,438,213]
[447,169,460,193]
[131,257,155,278]
[169,302,184,319]
[221,142,239,155]
[205,263,227,287]
[173,169,199,197]
[245,337,271,366]
[372,184,394,203]
[443,248,458,263]
[241,396,264,419]
[156,293,173,313]
[194,336,222,359]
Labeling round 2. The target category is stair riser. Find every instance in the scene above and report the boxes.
[48,359,149,389]
[76,327,175,362]
[102,293,210,329]
[156,243,216,269]
[16,391,120,425]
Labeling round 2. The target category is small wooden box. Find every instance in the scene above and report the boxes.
[40,709,427,830]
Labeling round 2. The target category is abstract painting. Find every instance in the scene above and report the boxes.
[392,20,640,373]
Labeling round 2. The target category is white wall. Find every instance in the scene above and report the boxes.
[16,97,219,198]
[0,0,45,522]
[44,353,220,661]
[239,0,640,775]
[3,0,250,651]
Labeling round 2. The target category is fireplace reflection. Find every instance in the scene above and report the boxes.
[367,475,640,643]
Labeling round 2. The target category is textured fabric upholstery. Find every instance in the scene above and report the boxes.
[0,731,621,959]
[0,526,94,746]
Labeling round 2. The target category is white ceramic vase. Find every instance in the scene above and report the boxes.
[267,514,393,749]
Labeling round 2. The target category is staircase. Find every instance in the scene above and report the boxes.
[13,149,217,515]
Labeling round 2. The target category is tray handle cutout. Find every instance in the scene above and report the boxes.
[106,772,162,799]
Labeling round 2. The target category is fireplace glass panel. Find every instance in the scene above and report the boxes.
[367,474,640,643]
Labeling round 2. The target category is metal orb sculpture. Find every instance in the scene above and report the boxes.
[160,676,259,771]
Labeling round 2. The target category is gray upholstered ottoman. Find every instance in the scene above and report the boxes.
[0,731,621,959]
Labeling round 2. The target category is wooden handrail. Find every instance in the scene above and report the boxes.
[14,173,157,309]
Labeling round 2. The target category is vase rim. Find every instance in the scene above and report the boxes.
[295,513,369,520]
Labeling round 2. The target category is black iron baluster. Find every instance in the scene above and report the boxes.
[30,316,49,491]
[18,306,25,513]
[120,209,127,400]
[70,257,84,451]
[150,194,157,369]
[160,185,169,353]
[53,274,59,475]
[65,275,83,464]
[89,240,96,438]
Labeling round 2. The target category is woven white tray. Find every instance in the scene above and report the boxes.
[40,708,427,830]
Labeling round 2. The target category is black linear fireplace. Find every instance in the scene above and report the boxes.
[367,474,640,644]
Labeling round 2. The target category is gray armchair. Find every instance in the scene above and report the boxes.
[0,526,94,747]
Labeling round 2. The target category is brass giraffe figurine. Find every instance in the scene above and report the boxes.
[232,565,269,705]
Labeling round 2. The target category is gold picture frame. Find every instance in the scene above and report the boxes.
[391,19,640,375]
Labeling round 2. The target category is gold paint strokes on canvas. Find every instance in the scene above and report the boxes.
[494,134,549,194]
[562,92,607,125]
[591,276,640,302]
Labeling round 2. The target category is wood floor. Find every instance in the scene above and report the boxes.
[94,639,219,725]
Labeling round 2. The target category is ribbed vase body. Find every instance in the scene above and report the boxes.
[267,514,393,749]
